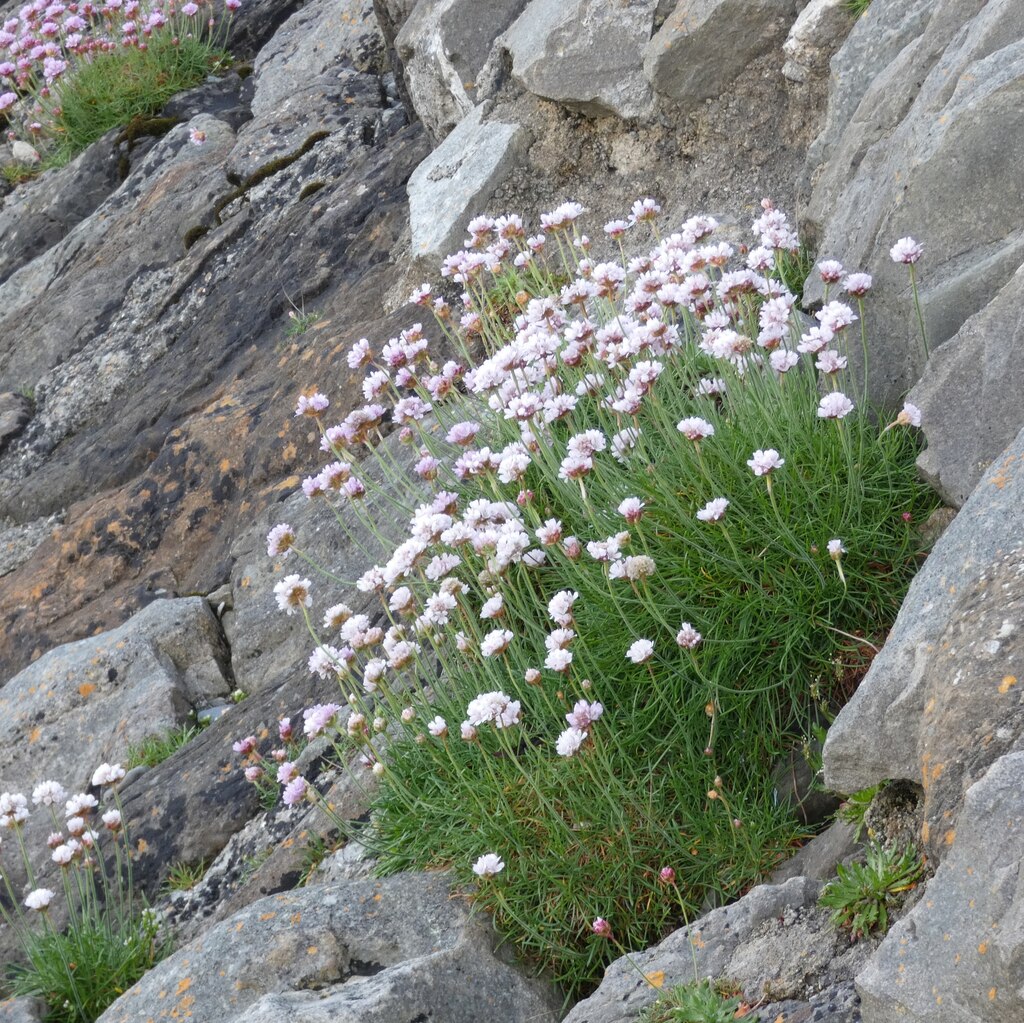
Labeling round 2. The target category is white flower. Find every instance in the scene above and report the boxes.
[746,449,784,477]
[65,793,97,817]
[466,691,521,728]
[556,727,587,758]
[24,888,54,911]
[827,538,846,559]
[273,574,312,615]
[480,594,504,619]
[480,628,514,657]
[677,417,715,441]
[890,237,923,264]
[896,402,922,427]
[545,648,573,672]
[676,623,702,649]
[547,590,578,626]
[472,853,505,877]
[32,781,67,807]
[626,639,654,664]
[696,498,729,523]
[427,716,448,738]
[91,763,125,787]
[817,393,855,420]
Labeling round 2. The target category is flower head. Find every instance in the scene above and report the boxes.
[896,402,922,427]
[24,888,54,911]
[677,417,715,441]
[473,852,505,877]
[746,449,784,477]
[556,727,587,757]
[890,237,924,264]
[591,917,612,938]
[827,538,846,559]
[273,574,312,615]
[696,497,729,523]
[817,393,854,420]
[266,523,296,558]
[626,638,654,664]
[675,623,702,649]
[31,781,66,807]
[283,776,308,806]
[91,763,125,787]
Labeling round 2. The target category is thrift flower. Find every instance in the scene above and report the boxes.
[31,781,66,806]
[676,623,702,649]
[556,727,587,757]
[283,776,308,806]
[696,498,729,522]
[427,716,448,738]
[466,691,521,728]
[677,417,715,441]
[844,272,872,296]
[627,638,654,664]
[617,497,645,523]
[890,237,924,264]
[472,853,505,877]
[592,917,612,938]
[24,889,54,911]
[91,763,125,787]
[746,449,784,477]
[480,628,514,657]
[266,523,296,557]
[817,393,855,420]
[896,402,922,427]
[274,574,312,615]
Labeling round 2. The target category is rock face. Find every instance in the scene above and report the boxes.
[782,0,856,83]
[407,103,529,259]
[910,263,1024,507]
[0,597,230,794]
[396,0,529,139]
[504,0,658,119]
[857,752,1024,1022]
[564,876,869,1023]
[645,0,799,110]
[823,425,1024,818]
[802,0,1024,405]
[98,872,562,1023]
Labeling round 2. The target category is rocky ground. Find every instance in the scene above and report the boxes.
[1,0,1023,1021]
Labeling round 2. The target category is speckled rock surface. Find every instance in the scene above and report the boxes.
[98,872,562,1023]
[824,426,1024,825]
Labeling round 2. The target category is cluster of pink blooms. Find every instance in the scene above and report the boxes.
[245,197,926,832]
[0,0,239,145]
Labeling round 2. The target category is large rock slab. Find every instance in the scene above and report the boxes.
[0,597,230,788]
[227,0,385,180]
[910,263,1024,507]
[782,0,857,84]
[823,427,1024,816]
[645,0,799,111]
[407,104,529,259]
[802,0,1024,405]
[504,0,658,119]
[856,751,1024,1022]
[396,0,529,139]
[98,872,562,1023]
[564,876,868,1023]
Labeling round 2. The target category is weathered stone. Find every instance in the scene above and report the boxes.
[396,0,529,139]
[782,0,856,83]
[645,0,799,111]
[564,876,870,1023]
[226,0,385,181]
[407,104,529,259]
[0,134,121,288]
[0,998,46,1023]
[0,597,231,787]
[98,872,562,1023]
[504,0,657,119]
[10,141,40,165]
[823,426,1024,804]
[856,752,1024,1022]
[910,263,1024,507]
[770,819,860,884]
[0,392,31,455]
[802,0,1024,405]
[0,513,60,579]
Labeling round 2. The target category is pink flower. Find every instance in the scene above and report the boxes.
[696,498,729,523]
[273,574,311,614]
[618,497,645,523]
[556,727,587,757]
[466,691,521,729]
[746,449,784,477]
[675,623,702,649]
[677,417,715,441]
[659,866,676,884]
[827,538,846,559]
[817,393,855,420]
[480,628,513,657]
[472,853,504,877]
[294,392,329,417]
[232,735,257,755]
[817,260,844,283]
[592,917,612,938]
[896,402,922,427]
[303,703,341,738]
[24,888,54,911]
[282,776,307,806]
[427,716,448,738]
[890,237,923,264]
[565,700,603,730]
[266,523,296,557]
[844,272,872,297]
[188,127,207,147]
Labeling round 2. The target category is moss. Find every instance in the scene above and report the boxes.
[298,179,327,201]
[183,224,211,251]
[212,129,332,223]
[116,115,182,149]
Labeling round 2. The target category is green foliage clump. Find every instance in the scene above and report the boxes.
[819,842,924,940]
[126,722,204,770]
[163,858,211,894]
[637,980,756,1023]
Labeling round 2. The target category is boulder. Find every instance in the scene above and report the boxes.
[0,999,46,1023]
[644,0,799,111]
[823,426,1024,849]
[407,103,529,259]
[504,0,658,119]
[0,597,231,790]
[0,392,31,456]
[563,876,869,1023]
[97,872,562,1023]
[396,0,529,139]
[856,752,1024,1022]
[802,0,1024,405]
[782,0,857,83]
[910,263,1024,507]
[226,0,385,181]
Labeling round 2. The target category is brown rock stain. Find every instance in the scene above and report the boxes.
[999,675,1016,694]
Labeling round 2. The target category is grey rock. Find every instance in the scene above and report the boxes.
[98,872,562,1023]
[0,115,236,390]
[504,0,658,119]
[0,998,46,1023]
[770,819,861,884]
[0,133,121,287]
[226,0,384,181]
[564,876,870,1023]
[10,141,40,165]
[823,426,1024,800]
[802,0,1024,405]
[782,0,856,83]
[910,263,1024,507]
[316,840,375,883]
[407,104,529,260]
[396,0,529,139]
[0,392,31,455]
[0,513,61,579]
[856,751,1024,1022]
[0,597,231,790]
[645,0,799,111]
